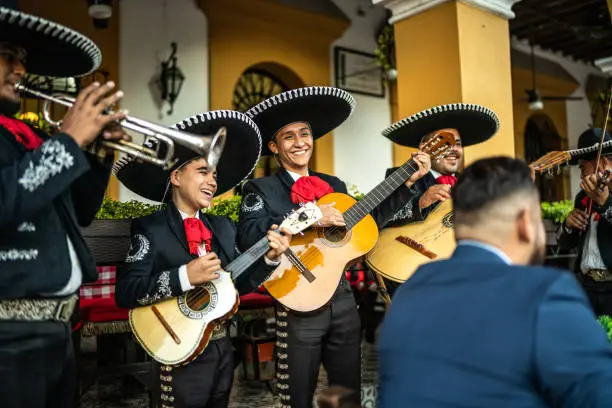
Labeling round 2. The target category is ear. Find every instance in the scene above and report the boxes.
[516,208,533,244]
[169,168,182,188]
[268,139,279,155]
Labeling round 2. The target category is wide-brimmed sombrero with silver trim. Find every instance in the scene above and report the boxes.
[383,103,500,148]
[0,6,101,77]
[246,86,356,155]
[113,110,262,203]
[568,128,612,165]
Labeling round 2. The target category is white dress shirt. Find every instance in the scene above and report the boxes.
[46,236,83,296]
[580,216,607,273]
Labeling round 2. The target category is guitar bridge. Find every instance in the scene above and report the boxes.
[395,236,437,259]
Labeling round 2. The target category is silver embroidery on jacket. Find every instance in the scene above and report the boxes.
[18,140,75,192]
[241,193,264,214]
[387,199,414,224]
[603,205,612,223]
[0,249,38,261]
[137,270,173,306]
[17,222,36,232]
[125,234,151,263]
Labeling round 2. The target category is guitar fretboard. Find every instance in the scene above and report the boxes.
[344,159,419,230]
[225,235,271,281]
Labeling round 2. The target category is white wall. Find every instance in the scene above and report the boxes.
[511,38,606,199]
[330,0,394,195]
[118,0,208,203]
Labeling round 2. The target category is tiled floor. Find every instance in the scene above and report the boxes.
[78,337,380,408]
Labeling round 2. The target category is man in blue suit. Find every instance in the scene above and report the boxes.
[379,156,612,408]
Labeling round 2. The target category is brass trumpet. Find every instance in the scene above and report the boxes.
[15,83,226,170]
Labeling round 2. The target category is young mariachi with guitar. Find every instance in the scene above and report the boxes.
[236,86,439,408]
[114,111,295,408]
[366,104,500,291]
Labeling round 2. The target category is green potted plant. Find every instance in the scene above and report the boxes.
[374,23,397,83]
[598,315,612,345]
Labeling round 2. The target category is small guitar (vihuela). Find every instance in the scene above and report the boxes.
[262,132,455,312]
[129,202,322,365]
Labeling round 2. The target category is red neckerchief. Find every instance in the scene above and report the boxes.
[290,175,334,204]
[183,218,212,255]
[0,115,44,150]
[436,174,457,187]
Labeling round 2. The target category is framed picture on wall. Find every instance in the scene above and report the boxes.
[334,46,385,98]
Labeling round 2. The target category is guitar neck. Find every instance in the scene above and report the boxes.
[344,159,418,230]
[225,235,271,281]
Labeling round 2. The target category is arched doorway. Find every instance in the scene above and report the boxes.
[231,63,305,184]
[524,113,567,201]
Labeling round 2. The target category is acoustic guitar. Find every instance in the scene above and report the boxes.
[129,202,322,366]
[366,199,454,283]
[262,132,455,312]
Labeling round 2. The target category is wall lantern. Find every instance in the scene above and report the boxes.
[156,42,185,115]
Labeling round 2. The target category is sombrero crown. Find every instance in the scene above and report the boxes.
[0,6,101,77]
[114,110,262,203]
[246,86,356,155]
[383,103,500,148]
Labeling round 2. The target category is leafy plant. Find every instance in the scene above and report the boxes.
[95,197,162,220]
[205,194,243,222]
[15,111,51,133]
[541,200,574,224]
[598,315,612,344]
[374,24,395,73]
[348,184,364,200]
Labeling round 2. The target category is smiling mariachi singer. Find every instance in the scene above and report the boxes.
[113,110,291,408]
[236,86,430,408]
[0,4,131,408]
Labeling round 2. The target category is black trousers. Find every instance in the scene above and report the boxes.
[577,273,612,316]
[0,320,76,408]
[286,289,361,408]
[159,336,234,408]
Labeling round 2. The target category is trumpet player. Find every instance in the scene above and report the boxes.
[0,5,128,407]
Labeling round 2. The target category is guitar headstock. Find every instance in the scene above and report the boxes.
[529,151,572,174]
[279,202,323,234]
[421,130,456,161]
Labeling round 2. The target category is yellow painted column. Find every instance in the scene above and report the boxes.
[375,0,521,166]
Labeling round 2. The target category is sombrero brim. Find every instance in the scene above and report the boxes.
[246,86,355,155]
[568,141,612,165]
[113,110,262,203]
[0,7,101,77]
[383,103,500,148]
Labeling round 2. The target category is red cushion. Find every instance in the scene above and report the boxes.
[240,292,274,309]
[80,295,129,322]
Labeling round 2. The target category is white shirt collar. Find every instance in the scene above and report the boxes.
[456,239,512,265]
[177,208,200,220]
[286,169,309,182]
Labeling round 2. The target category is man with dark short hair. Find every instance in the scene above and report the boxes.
[379,156,612,408]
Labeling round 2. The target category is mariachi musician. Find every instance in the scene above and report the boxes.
[114,111,292,408]
[558,128,612,316]
[375,104,500,295]
[0,4,129,407]
[236,86,430,408]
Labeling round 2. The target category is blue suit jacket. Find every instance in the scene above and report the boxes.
[379,243,612,408]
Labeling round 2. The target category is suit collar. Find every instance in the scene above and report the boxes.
[452,241,511,264]
[165,200,190,254]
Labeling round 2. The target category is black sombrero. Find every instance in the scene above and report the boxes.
[113,110,262,203]
[246,86,356,155]
[382,103,500,148]
[0,6,101,77]
[568,128,612,165]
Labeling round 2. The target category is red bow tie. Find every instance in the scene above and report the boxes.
[580,196,600,221]
[183,217,212,255]
[290,175,334,204]
[436,175,457,187]
[0,115,44,150]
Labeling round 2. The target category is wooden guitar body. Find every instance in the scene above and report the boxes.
[366,199,455,283]
[263,193,379,312]
[129,270,239,366]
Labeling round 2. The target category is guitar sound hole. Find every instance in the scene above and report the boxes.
[186,287,211,311]
[324,226,347,243]
[443,212,455,229]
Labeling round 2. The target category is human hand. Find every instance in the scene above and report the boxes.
[418,184,451,209]
[581,173,609,207]
[186,252,222,285]
[405,151,431,188]
[565,208,588,231]
[60,81,127,147]
[265,225,292,261]
[317,202,345,227]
